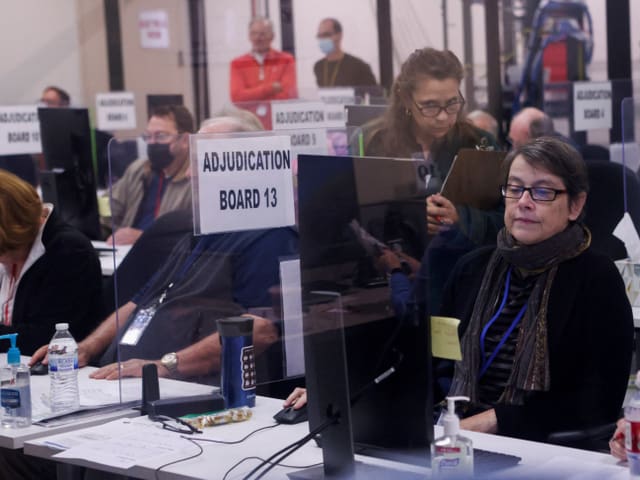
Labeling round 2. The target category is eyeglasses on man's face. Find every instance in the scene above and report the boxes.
[412,97,465,118]
[141,132,179,143]
[501,184,567,202]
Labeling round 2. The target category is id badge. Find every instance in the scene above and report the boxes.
[120,305,156,346]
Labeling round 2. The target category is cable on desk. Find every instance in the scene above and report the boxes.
[223,456,323,480]
[184,423,279,445]
[154,437,203,480]
[242,415,338,480]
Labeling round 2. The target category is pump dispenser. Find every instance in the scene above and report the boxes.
[0,334,31,428]
[431,396,473,479]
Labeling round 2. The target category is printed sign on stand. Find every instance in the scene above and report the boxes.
[573,81,612,131]
[318,87,356,106]
[96,92,136,131]
[271,101,328,131]
[192,135,295,234]
[0,106,41,155]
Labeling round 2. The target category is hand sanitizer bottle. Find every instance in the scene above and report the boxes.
[0,334,31,428]
[431,396,473,479]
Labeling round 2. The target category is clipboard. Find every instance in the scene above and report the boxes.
[440,148,506,210]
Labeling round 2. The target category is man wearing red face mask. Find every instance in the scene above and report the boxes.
[105,105,194,246]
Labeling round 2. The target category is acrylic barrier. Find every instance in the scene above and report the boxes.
[101,128,393,400]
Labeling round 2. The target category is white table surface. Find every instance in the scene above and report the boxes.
[0,361,213,450]
[23,396,630,480]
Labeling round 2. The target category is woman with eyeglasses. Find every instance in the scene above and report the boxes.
[363,48,502,315]
[363,47,500,240]
[0,170,103,355]
[440,137,632,442]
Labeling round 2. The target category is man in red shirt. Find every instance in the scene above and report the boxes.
[230,17,297,105]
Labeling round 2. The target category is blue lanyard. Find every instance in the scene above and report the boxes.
[156,237,210,304]
[478,267,528,379]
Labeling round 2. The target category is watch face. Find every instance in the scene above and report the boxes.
[162,353,178,370]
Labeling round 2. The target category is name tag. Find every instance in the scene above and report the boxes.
[120,305,156,346]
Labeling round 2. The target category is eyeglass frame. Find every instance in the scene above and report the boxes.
[140,131,182,144]
[150,414,202,435]
[501,184,568,202]
[411,93,466,118]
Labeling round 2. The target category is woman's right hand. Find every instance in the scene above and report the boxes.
[610,418,627,461]
[283,387,307,410]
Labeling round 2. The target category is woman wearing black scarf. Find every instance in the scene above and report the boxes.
[442,136,634,442]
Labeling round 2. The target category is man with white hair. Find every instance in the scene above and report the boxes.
[230,17,297,102]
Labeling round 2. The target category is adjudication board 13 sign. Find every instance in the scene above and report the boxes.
[193,135,295,234]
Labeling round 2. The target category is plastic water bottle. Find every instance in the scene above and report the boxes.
[626,372,640,478]
[48,323,79,413]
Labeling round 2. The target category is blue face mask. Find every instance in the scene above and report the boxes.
[318,37,335,55]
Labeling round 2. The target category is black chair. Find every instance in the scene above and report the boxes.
[584,160,640,260]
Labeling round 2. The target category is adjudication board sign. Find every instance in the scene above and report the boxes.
[192,135,295,234]
[96,92,136,130]
[0,105,41,155]
[573,81,612,132]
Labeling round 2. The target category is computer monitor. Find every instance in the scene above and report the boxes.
[38,107,101,239]
[295,154,433,477]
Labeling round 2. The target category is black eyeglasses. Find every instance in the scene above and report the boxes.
[501,184,567,202]
[412,96,465,118]
[150,415,202,435]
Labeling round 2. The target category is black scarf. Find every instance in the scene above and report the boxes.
[449,223,591,405]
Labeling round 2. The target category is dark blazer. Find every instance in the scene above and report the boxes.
[8,209,103,355]
[440,244,634,442]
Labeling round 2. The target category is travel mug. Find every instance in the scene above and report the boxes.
[217,317,256,408]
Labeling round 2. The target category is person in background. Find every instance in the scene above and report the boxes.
[106,105,194,246]
[32,114,294,384]
[507,107,554,149]
[313,18,377,88]
[230,17,297,103]
[441,137,632,442]
[467,109,499,140]
[0,170,103,355]
[39,85,70,107]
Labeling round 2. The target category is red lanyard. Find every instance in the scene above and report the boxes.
[153,175,165,218]
[2,264,18,326]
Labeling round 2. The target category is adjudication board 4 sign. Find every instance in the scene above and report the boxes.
[191,135,295,234]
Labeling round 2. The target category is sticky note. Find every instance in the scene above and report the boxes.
[431,316,462,360]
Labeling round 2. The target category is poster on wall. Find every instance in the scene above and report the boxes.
[138,10,170,49]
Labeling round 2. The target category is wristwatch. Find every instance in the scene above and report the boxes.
[160,352,179,375]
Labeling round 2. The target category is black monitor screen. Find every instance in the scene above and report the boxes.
[297,154,433,471]
[38,107,100,239]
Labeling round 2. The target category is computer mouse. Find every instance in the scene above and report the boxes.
[30,361,48,375]
[273,405,308,424]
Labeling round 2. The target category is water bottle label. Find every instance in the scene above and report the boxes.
[49,356,78,373]
[1,388,20,408]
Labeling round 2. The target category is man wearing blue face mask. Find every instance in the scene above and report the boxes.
[105,105,195,246]
[313,18,377,88]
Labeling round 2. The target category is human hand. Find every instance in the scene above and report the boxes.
[29,344,50,366]
[377,248,402,273]
[610,418,627,461]
[283,387,307,410]
[272,81,283,94]
[106,227,143,246]
[89,359,168,380]
[426,194,459,235]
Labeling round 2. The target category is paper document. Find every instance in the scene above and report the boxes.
[52,420,196,469]
[431,316,462,360]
